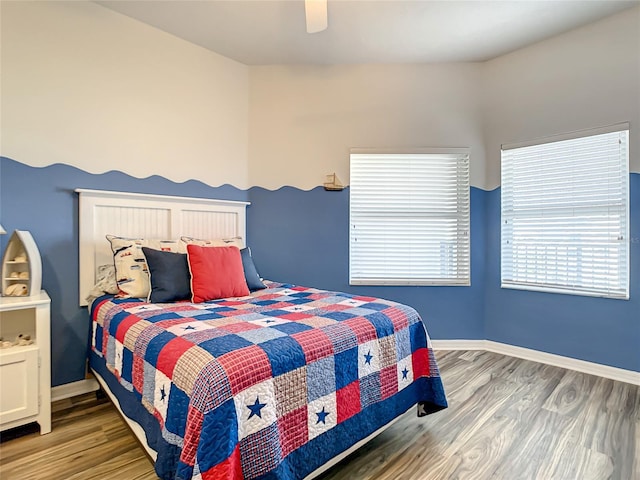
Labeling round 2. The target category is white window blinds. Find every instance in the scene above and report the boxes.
[349,150,470,286]
[501,125,629,299]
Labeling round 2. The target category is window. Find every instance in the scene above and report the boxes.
[501,124,629,299]
[349,149,470,286]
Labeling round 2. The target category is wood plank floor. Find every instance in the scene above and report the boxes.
[0,351,638,479]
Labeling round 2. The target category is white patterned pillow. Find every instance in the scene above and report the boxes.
[85,264,119,304]
[91,264,119,294]
[179,236,244,253]
[107,235,180,298]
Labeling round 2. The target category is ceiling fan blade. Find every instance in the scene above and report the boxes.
[305,0,328,33]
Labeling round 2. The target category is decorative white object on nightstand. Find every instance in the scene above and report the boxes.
[1,230,42,297]
[0,291,51,434]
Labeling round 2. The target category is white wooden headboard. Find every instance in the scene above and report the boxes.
[76,189,250,306]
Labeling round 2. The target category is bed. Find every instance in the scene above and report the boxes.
[79,189,447,480]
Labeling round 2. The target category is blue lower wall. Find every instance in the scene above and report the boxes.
[483,175,640,372]
[0,156,637,386]
[0,157,247,386]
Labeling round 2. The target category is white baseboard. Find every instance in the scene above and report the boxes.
[431,339,485,350]
[431,339,640,386]
[51,377,100,402]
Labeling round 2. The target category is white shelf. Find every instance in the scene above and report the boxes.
[0,291,50,311]
[1,230,42,297]
[0,343,38,356]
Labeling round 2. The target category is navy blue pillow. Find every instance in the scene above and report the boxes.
[241,247,266,291]
[142,247,191,303]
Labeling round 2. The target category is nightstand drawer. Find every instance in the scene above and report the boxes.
[0,347,39,425]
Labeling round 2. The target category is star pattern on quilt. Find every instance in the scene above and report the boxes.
[93,283,447,480]
[316,407,330,424]
[344,299,361,306]
[247,396,267,419]
[364,350,373,365]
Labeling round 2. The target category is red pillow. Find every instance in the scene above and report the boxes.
[186,245,250,303]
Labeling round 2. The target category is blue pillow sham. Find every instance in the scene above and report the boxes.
[142,247,191,303]
[241,247,266,292]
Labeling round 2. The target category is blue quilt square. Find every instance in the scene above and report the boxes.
[410,322,427,353]
[362,302,389,311]
[147,312,182,322]
[272,322,313,335]
[235,312,271,322]
[94,324,103,352]
[121,348,133,383]
[260,336,306,376]
[360,372,382,408]
[236,327,287,344]
[321,295,347,304]
[395,327,411,360]
[203,305,235,312]
[196,399,239,473]
[261,309,291,317]
[287,297,313,305]
[334,348,358,390]
[307,356,336,402]
[290,292,312,298]
[142,360,156,404]
[133,388,143,402]
[200,334,253,357]
[323,311,356,322]
[193,312,224,321]
[106,336,116,365]
[165,385,189,438]
[275,293,295,301]
[114,297,138,306]
[145,331,177,365]
[365,312,395,338]
[343,307,377,317]
[107,311,133,336]
[324,324,358,354]
[254,299,278,306]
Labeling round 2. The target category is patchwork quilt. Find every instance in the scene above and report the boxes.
[89,283,447,480]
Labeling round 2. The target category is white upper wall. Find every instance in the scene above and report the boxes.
[0,1,250,189]
[482,6,640,188]
[248,7,639,191]
[249,64,486,190]
[1,3,637,192]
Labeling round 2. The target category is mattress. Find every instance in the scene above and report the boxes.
[89,282,447,479]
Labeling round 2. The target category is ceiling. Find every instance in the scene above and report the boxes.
[97,0,639,65]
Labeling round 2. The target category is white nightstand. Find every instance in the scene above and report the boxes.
[0,291,51,434]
